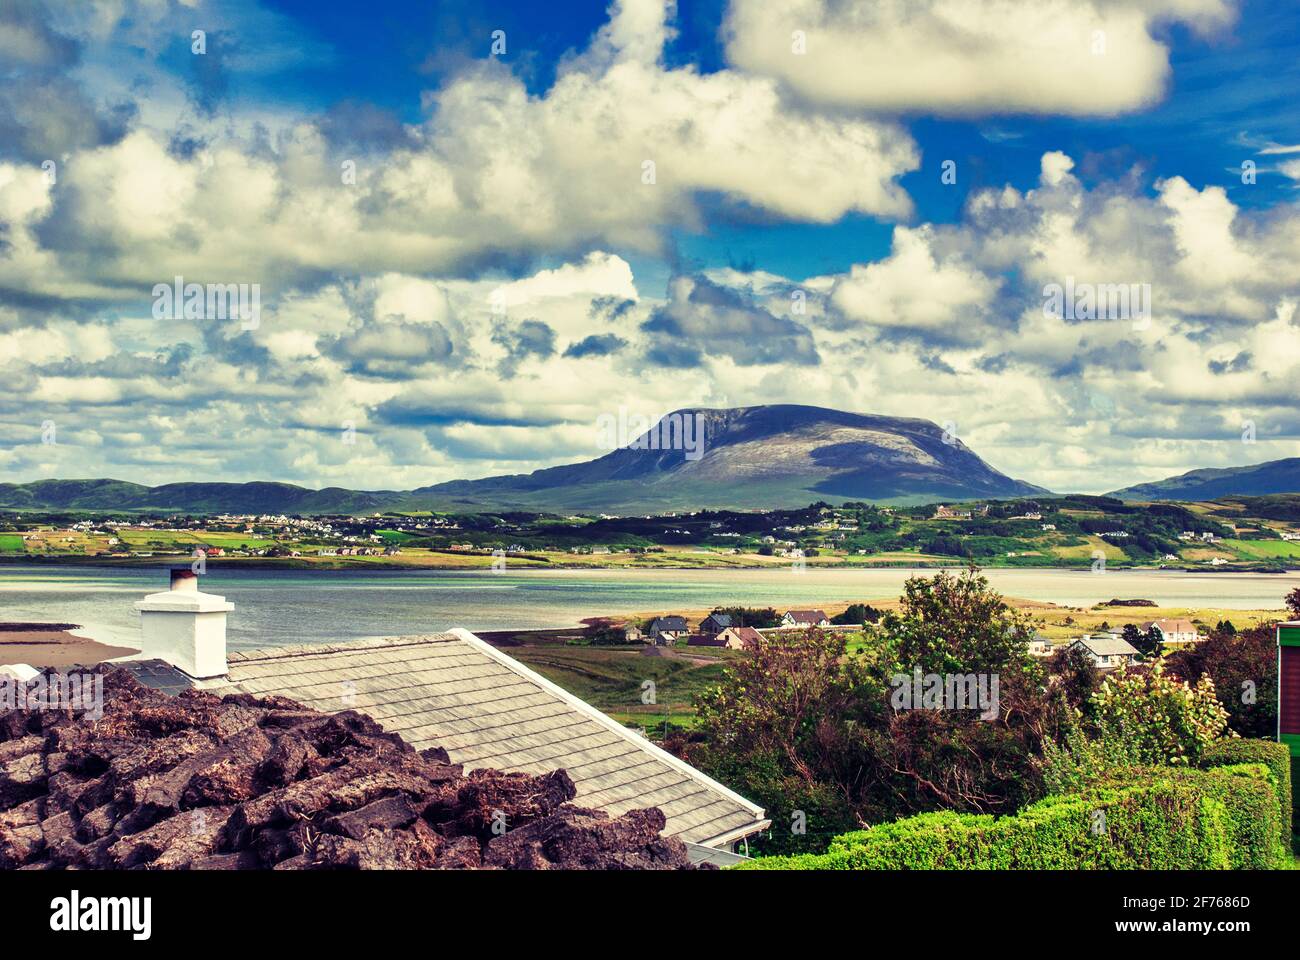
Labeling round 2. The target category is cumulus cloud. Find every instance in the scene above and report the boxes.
[829,226,1000,341]
[0,0,917,307]
[724,0,1236,116]
[642,274,821,367]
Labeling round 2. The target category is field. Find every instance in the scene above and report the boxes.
[116,530,279,550]
[0,535,24,552]
[503,643,736,733]
[1222,539,1300,560]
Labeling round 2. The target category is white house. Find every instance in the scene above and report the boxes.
[1068,634,1140,669]
[1142,618,1199,644]
[780,609,830,628]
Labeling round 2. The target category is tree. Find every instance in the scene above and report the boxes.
[688,628,889,853]
[832,603,883,626]
[877,566,1038,677]
[1125,623,1163,659]
[709,606,780,629]
[1165,623,1277,738]
[686,567,1062,853]
[1287,586,1300,620]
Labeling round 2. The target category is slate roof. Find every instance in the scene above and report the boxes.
[1072,635,1140,657]
[649,616,688,632]
[212,630,768,848]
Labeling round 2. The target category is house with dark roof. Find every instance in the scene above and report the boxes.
[109,571,769,856]
[780,609,830,628]
[648,615,688,638]
[699,613,733,635]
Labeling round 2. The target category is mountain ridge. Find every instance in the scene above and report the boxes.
[1107,457,1300,501]
[1,404,1047,514]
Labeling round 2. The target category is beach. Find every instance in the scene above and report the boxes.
[0,622,138,669]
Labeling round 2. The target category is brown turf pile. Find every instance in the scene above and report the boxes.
[0,666,702,870]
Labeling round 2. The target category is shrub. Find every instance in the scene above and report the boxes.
[1201,738,1293,850]
[736,763,1285,870]
[1090,664,1232,767]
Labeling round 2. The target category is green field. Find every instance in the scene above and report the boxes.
[505,644,735,716]
[0,535,24,552]
[117,530,279,550]
[1222,538,1300,560]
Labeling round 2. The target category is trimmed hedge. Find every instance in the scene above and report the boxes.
[738,755,1286,870]
[1200,738,1293,850]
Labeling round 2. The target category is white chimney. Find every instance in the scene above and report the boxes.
[135,568,232,679]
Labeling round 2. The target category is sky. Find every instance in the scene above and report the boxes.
[1,0,1299,495]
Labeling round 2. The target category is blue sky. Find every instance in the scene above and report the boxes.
[2,0,1299,494]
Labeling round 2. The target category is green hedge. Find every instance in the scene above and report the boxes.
[1200,739,1293,850]
[738,759,1286,870]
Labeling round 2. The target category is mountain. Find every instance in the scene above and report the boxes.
[407,405,1047,512]
[1108,457,1300,502]
[1,405,1048,515]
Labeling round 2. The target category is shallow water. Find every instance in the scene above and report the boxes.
[0,564,1294,650]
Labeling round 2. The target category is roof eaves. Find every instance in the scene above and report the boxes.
[444,628,768,833]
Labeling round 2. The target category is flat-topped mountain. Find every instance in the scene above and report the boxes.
[409,405,1048,512]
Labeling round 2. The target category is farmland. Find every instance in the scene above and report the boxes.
[3,493,1300,572]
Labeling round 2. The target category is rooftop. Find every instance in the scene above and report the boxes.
[122,629,768,849]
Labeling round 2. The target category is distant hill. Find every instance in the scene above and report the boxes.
[0,479,403,515]
[2,405,1049,515]
[1108,457,1300,502]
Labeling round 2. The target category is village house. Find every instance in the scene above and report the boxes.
[1142,618,1200,644]
[648,615,689,639]
[715,625,764,650]
[699,613,733,635]
[780,609,830,628]
[1027,637,1056,657]
[1068,634,1140,669]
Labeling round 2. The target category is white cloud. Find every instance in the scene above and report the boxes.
[829,226,1000,338]
[725,0,1236,116]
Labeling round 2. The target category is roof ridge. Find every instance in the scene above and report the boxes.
[228,633,457,663]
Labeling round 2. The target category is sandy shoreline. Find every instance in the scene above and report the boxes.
[0,623,138,669]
